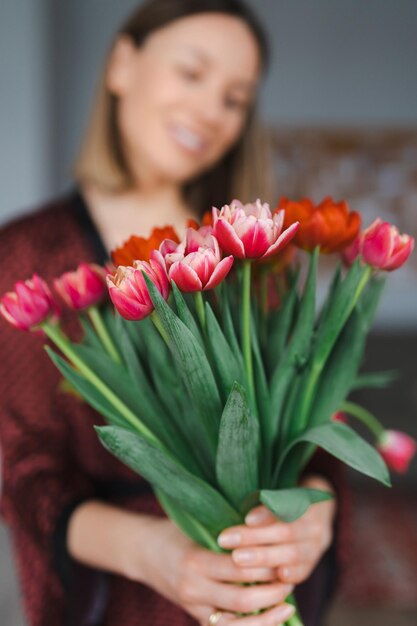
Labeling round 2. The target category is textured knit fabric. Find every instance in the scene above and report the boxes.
[0,192,350,626]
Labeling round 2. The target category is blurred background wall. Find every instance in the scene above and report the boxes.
[1,1,416,625]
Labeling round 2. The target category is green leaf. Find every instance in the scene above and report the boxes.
[69,340,200,473]
[205,302,243,402]
[260,487,334,523]
[114,313,147,383]
[277,421,391,487]
[216,383,259,511]
[155,488,220,550]
[266,272,299,376]
[46,347,128,428]
[269,249,318,441]
[313,260,369,367]
[135,317,210,478]
[96,425,241,535]
[316,263,342,327]
[250,311,271,432]
[79,315,106,351]
[171,281,204,346]
[357,274,386,331]
[308,309,366,428]
[220,284,243,365]
[145,274,221,460]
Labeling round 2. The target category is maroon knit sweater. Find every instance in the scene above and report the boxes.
[0,192,350,626]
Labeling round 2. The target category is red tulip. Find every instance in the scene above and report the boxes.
[167,228,233,292]
[111,226,180,267]
[54,263,107,310]
[107,251,169,320]
[212,199,299,260]
[377,430,416,473]
[279,196,361,253]
[344,219,414,271]
[0,274,59,331]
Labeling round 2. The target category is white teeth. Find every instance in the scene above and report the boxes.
[170,125,206,152]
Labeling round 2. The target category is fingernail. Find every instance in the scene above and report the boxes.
[245,510,267,525]
[217,532,241,548]
[280,567,290,580]
[233,549,256,564]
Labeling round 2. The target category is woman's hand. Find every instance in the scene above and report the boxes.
[217,475,337,586]
[134,517,297,626]
[68,501,295,624]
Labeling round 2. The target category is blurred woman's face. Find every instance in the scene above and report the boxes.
[107,13,261,187]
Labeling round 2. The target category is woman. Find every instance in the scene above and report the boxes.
[0,1,347,625]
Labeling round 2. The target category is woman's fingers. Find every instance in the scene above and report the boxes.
[186,549,277,582]
[218,602,295,625]
[231,541,316,569]
[277,562,315,585]
[244,505,277,527]
[181,575,293,615]
[218,516,320,549]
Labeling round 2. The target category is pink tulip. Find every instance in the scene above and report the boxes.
[212,199,299,260]
[107,251,169,320]
[344,219,414,271]
[54,263,107,310]
[0,274,59,331]
[166,228,233,292]
[377,430,416,473]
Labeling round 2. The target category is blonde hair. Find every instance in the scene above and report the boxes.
[74,0,275,214]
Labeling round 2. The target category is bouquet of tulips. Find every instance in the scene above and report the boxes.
[1,198,416,626]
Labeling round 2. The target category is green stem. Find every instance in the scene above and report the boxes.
[341,400,384,438]
[194,291,206,332]
[242,260,255,404]
[43,322,158,443]
[87,306,121,363]
[260,266,269,315]
[150,311,169,345]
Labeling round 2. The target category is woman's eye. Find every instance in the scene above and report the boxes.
[224,97,249,111]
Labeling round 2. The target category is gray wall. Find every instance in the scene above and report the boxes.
[0,0,52,221]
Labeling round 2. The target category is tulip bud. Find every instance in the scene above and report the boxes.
[0,274,59,331]
[54,263,107,310]
[344,219,414,271]
[362,220,414,271]
[107,251,169,320]
[332,412,348,424]
[377,430,416,473]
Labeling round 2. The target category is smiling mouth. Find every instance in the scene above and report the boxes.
[168,124,208,155]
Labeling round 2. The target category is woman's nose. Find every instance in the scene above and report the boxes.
[191,85,224,129]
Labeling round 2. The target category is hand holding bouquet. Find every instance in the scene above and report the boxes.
[2,197,415,625]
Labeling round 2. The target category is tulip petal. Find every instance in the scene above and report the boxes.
[262,222,299,259]
[204,255,234,290]
[169,261,203,292]
[213,219,246,258]
[383,236,414,271]
[362,221,394,268]
[238,218,271,258]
